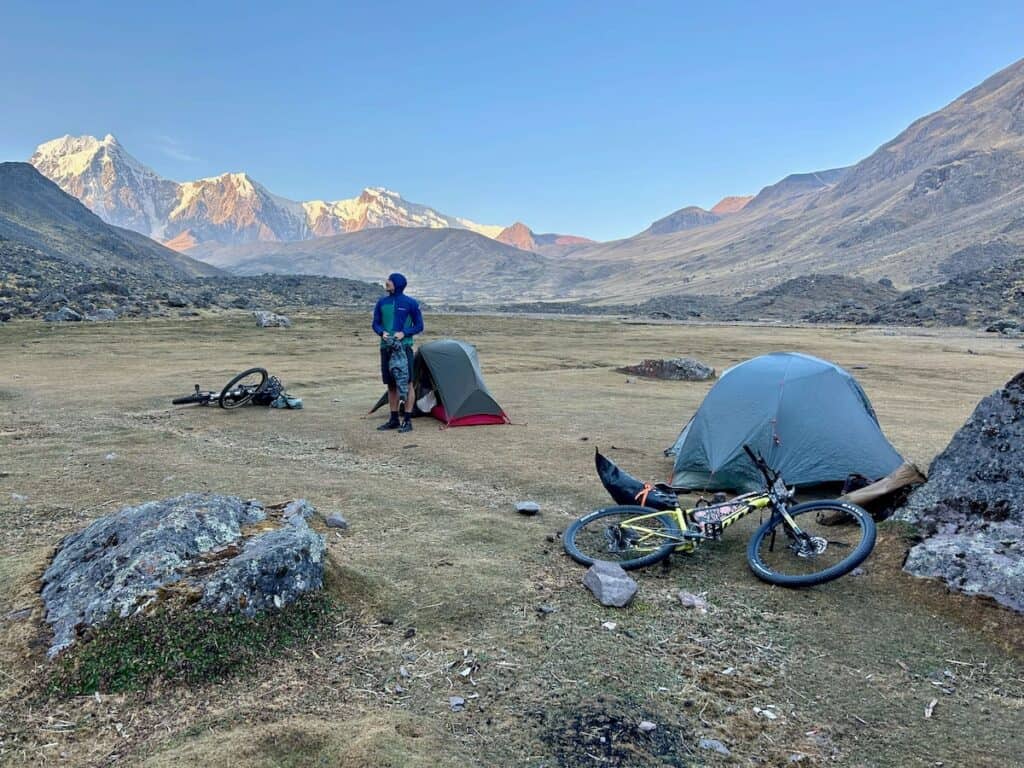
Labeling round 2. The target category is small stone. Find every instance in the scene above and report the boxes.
[788,754,808,764]
[638,721,657,733]
[399,665,411,678]
[699,738,731,756]
[851,567,866,576]
[516,501,540,515]
[537,604,557,615]
[404,627,416,639]
[334,655,345,664]
[104,452,118,461]
[324,513,348,529]
[11,493,28,503]
[677,591,709,613]
[583,561,638,607]
[601,621,617,631]
[449,696,466,712]
[394,683,406,694]
[754,707,779,720]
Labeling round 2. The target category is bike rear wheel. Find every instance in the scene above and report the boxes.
[746,500,876,587]
[219,367,268,409]
[564,505,680,570]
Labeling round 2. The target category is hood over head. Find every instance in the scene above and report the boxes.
[388,272,407,294]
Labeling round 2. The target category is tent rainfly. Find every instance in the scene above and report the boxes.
[666,352,903,491]
[371,339,509,427]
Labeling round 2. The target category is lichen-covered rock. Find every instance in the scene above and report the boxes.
[40,494,325,657]
[617,357,715,381]
[895,372,1024,612]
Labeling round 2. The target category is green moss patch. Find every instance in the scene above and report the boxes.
[49,594,332,695]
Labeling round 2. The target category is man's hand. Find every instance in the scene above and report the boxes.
[394,331,405,341]
[381,332,390,339]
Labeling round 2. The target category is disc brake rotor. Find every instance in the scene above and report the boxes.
[793,536,828,558]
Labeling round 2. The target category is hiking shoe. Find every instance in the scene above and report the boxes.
[377,419,400,431]
[398,420,413,434]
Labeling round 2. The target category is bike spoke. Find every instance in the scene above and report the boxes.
[570,510,676,565]
[756,513,868,577]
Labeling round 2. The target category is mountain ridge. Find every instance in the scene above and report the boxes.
[28,136,590,252]
[0,162,218,280]
[192,225,574,301]
[561,57,1024,301]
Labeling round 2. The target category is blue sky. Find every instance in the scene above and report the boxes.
[1,1,1022,240]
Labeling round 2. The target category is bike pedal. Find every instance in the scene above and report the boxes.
[705,521,724,540]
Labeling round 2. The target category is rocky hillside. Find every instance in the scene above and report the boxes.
[0,163,218,280]
[564,58,1024,301]
[807,254,1024,326]
[0,241,379,322]
[0,164,379,321]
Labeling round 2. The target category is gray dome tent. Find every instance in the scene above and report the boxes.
[371,339,508,427]
[666,352,903,491]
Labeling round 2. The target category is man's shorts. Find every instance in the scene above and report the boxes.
[380,345,415,386]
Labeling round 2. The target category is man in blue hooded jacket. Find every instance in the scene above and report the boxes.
[372,273,424,433]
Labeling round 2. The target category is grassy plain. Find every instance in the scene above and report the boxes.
[1,312,1022,767]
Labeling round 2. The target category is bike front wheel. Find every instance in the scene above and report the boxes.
[564,505,680,570]
[746,500,876,587]
[219,367,268,409]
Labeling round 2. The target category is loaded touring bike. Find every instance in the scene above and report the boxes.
[564,445,876,587]
[171,367,271,410]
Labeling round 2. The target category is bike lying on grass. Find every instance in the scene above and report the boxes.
[171,367,271,409]
[564,445,876,587]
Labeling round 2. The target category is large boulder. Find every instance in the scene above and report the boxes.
[894,372,1024,612]
[44,306,83,323]
[254,310,292,328]
[617,357,715,381]
[40,494,325,657]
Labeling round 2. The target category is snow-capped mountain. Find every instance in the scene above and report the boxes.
[29,135,507,250]
[302,187,504,238]
[30,134,179,238]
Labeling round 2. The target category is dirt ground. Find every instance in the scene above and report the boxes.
[1,312,1022,767]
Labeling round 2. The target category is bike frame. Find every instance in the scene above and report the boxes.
[617,484,809,555]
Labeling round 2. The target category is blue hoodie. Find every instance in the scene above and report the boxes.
[372,272,424,347]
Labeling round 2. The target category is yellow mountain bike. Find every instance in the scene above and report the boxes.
[564,445,876,587]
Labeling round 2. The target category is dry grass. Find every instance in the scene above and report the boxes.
[1,313,1022,766]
